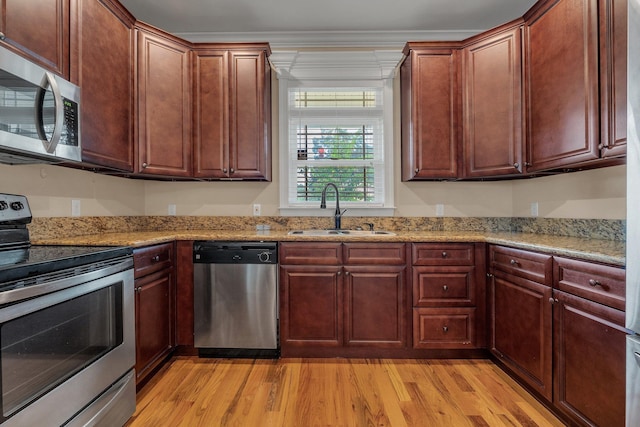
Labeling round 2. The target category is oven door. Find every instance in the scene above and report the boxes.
[0,266,135,426]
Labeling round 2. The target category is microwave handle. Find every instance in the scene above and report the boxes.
[35,71,64,153]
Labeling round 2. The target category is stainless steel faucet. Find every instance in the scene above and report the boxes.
[320,183,345,229]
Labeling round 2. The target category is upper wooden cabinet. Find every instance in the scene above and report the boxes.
[136,24,192,177]
[71,0,135,172]
[462,21,524,178]
[599,0,627,158]
[524,0,626,172]
[0,0,70,77]
[400,43,461,181]
[192,44,272,180]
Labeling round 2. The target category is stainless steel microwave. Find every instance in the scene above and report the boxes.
[0,46,81,164]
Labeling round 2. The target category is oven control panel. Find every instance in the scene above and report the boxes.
[0,194,31,224]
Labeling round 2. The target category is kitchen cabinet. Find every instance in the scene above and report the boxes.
[0,0,70,77]
[193,44,272,180]
[133,242,175,385]
[412,243,486,349]
[552,256,626,427]
[279,242,407,356]
[462,21,524,178]
[599,0,627,158]
[489,245,553,400]
[136,24,192,177]
[524,0,626,172]
[71,0,135,171]
[400,42,461,180]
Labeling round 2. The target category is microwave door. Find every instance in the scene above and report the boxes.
[35,72,62,153]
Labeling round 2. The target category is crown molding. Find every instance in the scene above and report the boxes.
[175,29,480,49]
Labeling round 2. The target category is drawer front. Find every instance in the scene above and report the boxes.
[133,243,174,279]
[554,257,625,310]
[490,245,552,285]
[413,307,476,349]
[279,242,342,265]
[343,243,406,265]
[413,266,475,306]
[412,243,475,266]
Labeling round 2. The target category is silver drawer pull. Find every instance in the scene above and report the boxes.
[442,326,448,333]
[588,279,601,287]
[510,259,518,266]
[442,252,448,258]
[442,285,448,292]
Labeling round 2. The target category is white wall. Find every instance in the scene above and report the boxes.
[0,162,625,219]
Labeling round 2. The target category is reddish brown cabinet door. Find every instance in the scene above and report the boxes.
[401,43,460,180]
[134,243,175,385]
[553,290,626,427]
[462,22,524,178]
[279,265,343,348]
[524,0,600,171]
[193,45,271,180]
[135,269,174,384]
[136,25,192,177]
[0,0,69,77]
[490,272,553,400]
[344,265,406,348]
[72,0,135,171]
[599,0,627,158]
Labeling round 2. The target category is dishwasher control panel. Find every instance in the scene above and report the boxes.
[193,241,278,264]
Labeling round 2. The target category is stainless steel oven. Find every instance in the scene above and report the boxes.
[0,194,135,426]
[0,45,81,164]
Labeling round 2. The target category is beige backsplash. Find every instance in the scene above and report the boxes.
[28,216,625,241]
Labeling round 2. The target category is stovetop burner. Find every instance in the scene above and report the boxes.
[0,194,133,286]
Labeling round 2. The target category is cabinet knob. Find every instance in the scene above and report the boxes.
[441,251,448,258]
[510,259,518,266]
[344,271,350,276]
[486,273,494,278]
[152,255,160,262]
[588,279,601,287]
[442,326,449,333]
[415,168,419,173]
[0,32,5,40]
[230,168,235,174]
[223,168,227,173]
[513,163,520,169]
[442,285,448,292]
[142,162,148,169]
[549,297,554,304]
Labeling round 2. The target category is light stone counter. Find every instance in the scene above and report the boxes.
[31,229,625,266]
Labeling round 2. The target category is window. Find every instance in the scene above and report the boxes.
[275,50,399,216]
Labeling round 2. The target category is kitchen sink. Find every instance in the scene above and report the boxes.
[287,229,396,236]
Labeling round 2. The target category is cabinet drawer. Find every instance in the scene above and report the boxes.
[279,242,342,265]
[343,243,406,265]
[413,266,475,306]
[554,257,625,311]
[413,307,476,349]
[412,243,474,265]
[134,243,174,279]
[490,245,552,285]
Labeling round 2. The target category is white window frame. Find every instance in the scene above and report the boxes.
[274,50,400,217]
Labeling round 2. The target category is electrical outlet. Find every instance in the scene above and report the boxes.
[168,204,177,216]
[253,204,261,216]
[530,202,539,217]
[71,199,81,217]
[436,204,444,217]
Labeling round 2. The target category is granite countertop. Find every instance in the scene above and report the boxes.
[31,229,626,266]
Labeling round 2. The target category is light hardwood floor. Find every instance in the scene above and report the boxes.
[126,357,565,427]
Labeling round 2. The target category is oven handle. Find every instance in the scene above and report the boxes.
[0,257,133,307]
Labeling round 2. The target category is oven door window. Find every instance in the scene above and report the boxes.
[0,283,123,420]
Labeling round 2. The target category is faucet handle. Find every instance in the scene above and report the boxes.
[363,222,374,231]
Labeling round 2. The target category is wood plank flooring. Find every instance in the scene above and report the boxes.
[126,357,565,427]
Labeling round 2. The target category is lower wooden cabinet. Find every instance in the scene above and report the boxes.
[133,243,175,385]
[279,242,407,356]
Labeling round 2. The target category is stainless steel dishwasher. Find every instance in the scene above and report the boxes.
[193,241,278,358]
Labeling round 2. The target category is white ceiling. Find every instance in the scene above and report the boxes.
[119,0,537,48]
